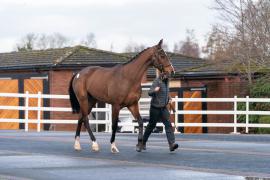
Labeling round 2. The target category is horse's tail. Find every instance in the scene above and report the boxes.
[69,74,80,114]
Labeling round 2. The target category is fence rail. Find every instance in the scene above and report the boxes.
[0,92,270,133]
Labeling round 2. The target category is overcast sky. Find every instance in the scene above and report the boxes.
[0,0,218,53]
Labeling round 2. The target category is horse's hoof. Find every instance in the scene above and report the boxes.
[92,141,100,152]
[74,137,82,151]
[74,143,82,151]
[111,142,119,153]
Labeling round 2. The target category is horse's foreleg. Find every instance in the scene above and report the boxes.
[128,103,143,152]
[137,116,144,151]
[110,105,120,153]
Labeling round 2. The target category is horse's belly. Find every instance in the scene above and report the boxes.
[121,92,141,106]
[87,78,124,104]
[87,83,109,101]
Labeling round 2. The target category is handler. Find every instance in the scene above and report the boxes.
[142,72,178,151]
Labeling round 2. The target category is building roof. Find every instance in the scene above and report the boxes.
[0,46,231,77]
[59,46,128,66]
[122,52,230,78]
[0,46,128,70]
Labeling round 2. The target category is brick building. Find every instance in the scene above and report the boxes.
[0,46,247,133]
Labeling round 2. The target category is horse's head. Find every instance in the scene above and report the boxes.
[151,39,175,77]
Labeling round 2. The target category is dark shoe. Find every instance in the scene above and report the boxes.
[142,142,146,150]
[136,143,143,152]
[136,141,147,152]
[169,143,179,152]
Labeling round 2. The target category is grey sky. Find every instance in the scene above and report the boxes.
[0,0,218,53]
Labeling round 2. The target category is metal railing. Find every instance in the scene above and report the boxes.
[0,92,270,133]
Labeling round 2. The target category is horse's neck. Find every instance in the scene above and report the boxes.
[123,49,153,83]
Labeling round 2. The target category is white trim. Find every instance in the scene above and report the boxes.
[0,77,12,80]
[141,82,152,86]
[30,76,48,80]
[190,87,207,91]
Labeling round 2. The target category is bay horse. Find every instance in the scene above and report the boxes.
[69,39,174,153]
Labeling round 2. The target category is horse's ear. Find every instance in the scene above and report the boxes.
[157,39,163,49]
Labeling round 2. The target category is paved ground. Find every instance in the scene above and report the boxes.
[0,131,270,180]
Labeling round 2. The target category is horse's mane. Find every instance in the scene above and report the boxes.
[123,47,150,65]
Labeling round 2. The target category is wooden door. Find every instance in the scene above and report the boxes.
[183,90,202,133]
[24,79,43,130]
[0,80,19,129]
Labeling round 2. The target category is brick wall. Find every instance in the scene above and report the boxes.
[180,76,248,133]
[49,70,79,131]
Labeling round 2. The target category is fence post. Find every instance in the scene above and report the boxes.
[108,104,112,133]
[246,96,249,134]
[37,92,42,132]
[95,103,98,132]
[25,91,29,132]
[174,96,179,133]
[233,95,237,134]
[105,104,108,132]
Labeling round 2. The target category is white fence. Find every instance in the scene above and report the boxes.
[175,96,270,133]
[0,92,270,133]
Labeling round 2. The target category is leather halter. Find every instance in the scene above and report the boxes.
[152,49,172,72]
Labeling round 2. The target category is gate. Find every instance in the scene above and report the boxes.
[0,80,19,129]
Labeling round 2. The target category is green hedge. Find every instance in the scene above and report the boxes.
[258,116,270,134]
[237,75,270,134]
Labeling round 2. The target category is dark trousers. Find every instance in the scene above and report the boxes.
[143,106,175,145]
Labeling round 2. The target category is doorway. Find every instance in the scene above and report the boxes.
[178,87,207,133]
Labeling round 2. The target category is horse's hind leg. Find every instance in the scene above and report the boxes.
[75,97,99,152]
[74,114,83,151]
[85,98,99,152]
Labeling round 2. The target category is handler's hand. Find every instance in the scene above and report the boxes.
[154,87,160,92]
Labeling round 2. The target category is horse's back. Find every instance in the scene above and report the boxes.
[72,65,141,105]
[73,65,122,102]
[83,65,120,76]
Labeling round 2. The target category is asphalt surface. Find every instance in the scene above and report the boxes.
[0,130,270,180]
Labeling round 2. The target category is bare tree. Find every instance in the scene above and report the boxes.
[174,29,200,58]
[36,34,49,50]
[110,42,114,52]
[205,0,270,84]
[47,33,70,49]
[81,33,97,48]
[16,33,71,51]
[15,33,37,51]
[203,25,232,61]
[123,41,146,53]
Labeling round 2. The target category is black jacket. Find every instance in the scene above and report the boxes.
[148,77,170,108]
